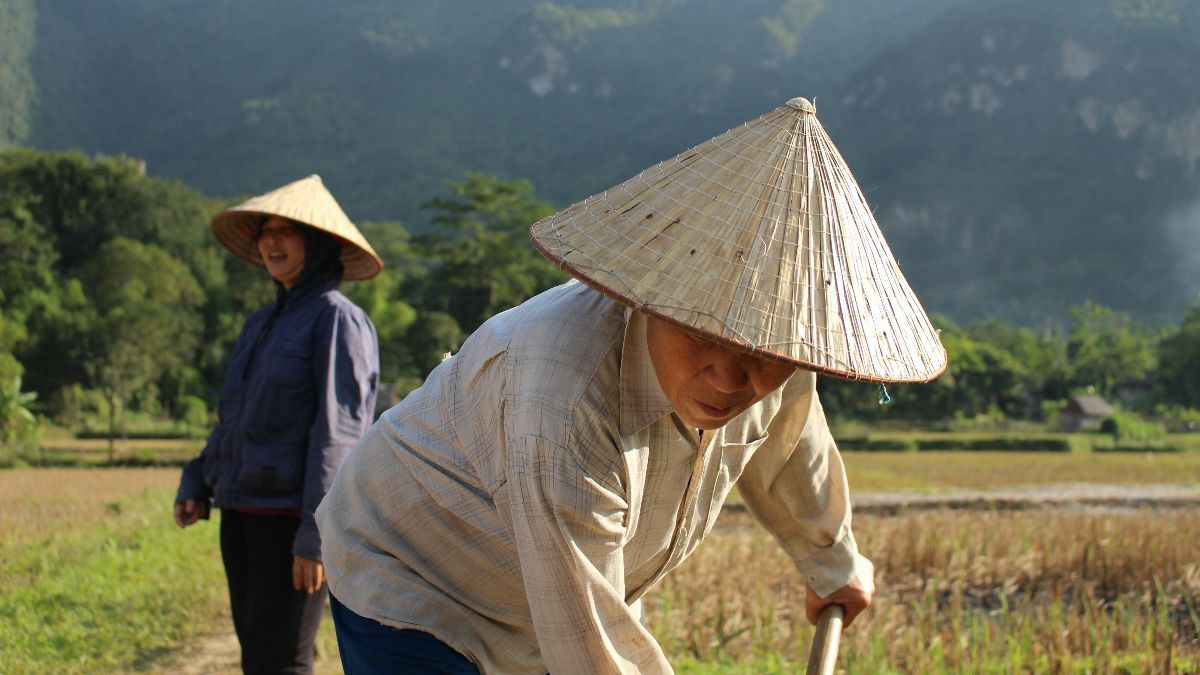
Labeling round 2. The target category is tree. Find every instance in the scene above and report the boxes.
[0,148,234,418]
[967,319,1069,413]
[0,375,38,455]
[346,267,420,386]
[1158,300,1200,408]
[1066,301,1155,400]
[418,173,567,333]
[79,238,204,460]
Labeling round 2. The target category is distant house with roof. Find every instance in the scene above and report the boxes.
[1060,394,1114,431]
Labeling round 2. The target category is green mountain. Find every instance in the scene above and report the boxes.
[9,0,1200,325]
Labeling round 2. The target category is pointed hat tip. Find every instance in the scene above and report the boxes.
[785,97,816,114]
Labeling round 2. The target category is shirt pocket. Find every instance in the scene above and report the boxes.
[258,337,315,426]
[266,337,313,388]
[714,432,772,506]
[720,432,771,473]
[238,425,307,494]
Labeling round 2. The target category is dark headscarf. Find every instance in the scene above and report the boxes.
[247,220,346,361]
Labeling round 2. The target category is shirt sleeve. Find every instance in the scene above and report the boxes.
[175,427,217,506]
[508,434,673,674]
[176,307,267,508]
[294,305,380,561]
[736,372,874,597]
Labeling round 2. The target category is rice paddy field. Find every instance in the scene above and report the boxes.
[1,447,1198,673]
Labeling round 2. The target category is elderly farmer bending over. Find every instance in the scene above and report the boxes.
[317,98,946,674]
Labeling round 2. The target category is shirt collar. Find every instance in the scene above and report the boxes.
[619,308,675,436]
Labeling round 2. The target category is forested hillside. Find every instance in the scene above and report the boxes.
[3,0,1199,325]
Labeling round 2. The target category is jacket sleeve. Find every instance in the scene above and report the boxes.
[293,305,380,560]
[176,426,217,507]
[508,434,673,675]
[175,307,267,508]
[736,371,874,597]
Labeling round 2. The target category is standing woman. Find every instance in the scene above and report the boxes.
[174,175,383,674]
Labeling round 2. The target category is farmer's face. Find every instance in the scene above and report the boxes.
[645,316,796,430]
[257,216,306,289]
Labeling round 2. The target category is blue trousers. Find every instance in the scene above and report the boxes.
[329,594,480,674]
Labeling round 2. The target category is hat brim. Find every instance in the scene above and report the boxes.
[209,174,383,281]
[212,209,383,281]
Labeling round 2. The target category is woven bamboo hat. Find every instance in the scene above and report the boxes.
[531,97,946,383]
[211,174,383,281]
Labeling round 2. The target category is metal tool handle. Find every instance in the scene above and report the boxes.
[805,603,845,675]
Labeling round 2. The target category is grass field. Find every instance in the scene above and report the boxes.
[842,449,1200,493]
[1,449,1198,673]
[0,469,340,674]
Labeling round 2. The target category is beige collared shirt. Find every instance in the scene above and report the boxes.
[317,281,872,674]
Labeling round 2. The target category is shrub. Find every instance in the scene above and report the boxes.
[175,395,209,435]
[1154,404,1200,433]
[1093,444,1182,453]
[1099,410,1165,443]
[837,437,917,452]
[916,438,1071,452]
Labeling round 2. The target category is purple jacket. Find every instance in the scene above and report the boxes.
[177,273,379,560]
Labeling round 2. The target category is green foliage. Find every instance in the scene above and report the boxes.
[1154,404,1200,433]
[79,237,205,443]
[346,268,420,385]
[915,437,1071,452]
[1157,300,1200,408]
[0,375,38,454]
[1099,409,1166,443]
[1067,302,1156,400]
[418,173,566,332]
[0,0,36,146]
[7,146,1200,434]
[530,1,680,45]
[837,437,917,451]
[50,383,106,428]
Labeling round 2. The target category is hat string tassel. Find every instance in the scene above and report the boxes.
[877,384,892,406]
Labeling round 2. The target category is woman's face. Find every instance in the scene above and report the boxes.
[645,316,797,430]
[257,216,306,289]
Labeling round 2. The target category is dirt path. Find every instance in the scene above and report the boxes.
[849,482,1200,514]
[165,484,1200,672]
[162,611,240,675]
[158,608,341,675]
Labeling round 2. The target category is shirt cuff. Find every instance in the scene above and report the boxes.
[792,529,875,598]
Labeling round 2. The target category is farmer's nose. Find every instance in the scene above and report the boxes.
[704,354,751,393]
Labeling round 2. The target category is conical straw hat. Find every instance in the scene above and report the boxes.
[211,174,383,281]
[531,97,946,383]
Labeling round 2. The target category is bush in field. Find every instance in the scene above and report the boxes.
[51,383,107,428]
[1154,404,1200,433]
[1100,409,1166,442]
[0,376,39,458]
[947,406,1008,432]
[175,395,209,437]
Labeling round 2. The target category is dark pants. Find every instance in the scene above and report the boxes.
[329,593,480,674]
[220,510,327,674]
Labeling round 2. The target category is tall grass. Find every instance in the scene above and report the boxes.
[647,508,1200,673]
